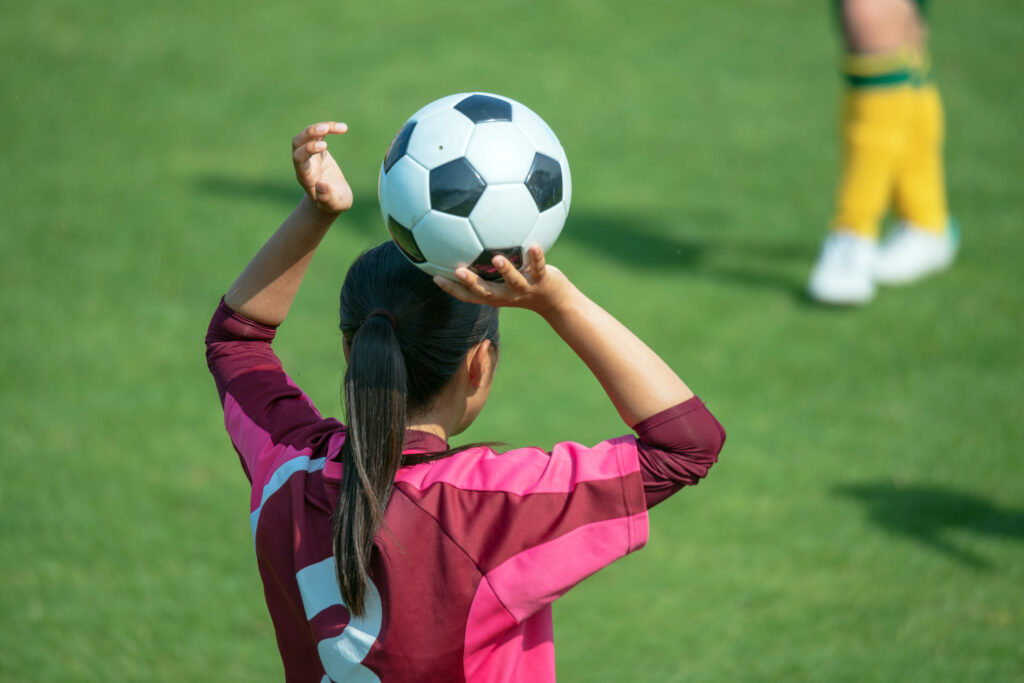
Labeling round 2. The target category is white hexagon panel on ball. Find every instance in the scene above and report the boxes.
[465,122,536,185]
[414,211,485,278]
[469,183,540,249]
[406,108,476,171]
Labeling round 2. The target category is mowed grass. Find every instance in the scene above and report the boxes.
[2,1,1022,680]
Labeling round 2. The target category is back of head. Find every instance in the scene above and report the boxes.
[334,242,499,616]
[339,242,499,412]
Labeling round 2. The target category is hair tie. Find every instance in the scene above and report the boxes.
[366,308,398,329]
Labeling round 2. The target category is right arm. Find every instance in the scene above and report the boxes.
[434,247,725,505]
[435,246,694,427]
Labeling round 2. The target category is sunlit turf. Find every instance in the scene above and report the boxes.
[2,1,1022,680]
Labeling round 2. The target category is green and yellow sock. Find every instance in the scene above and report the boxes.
[893,50,949,233]
[832,48,918,239]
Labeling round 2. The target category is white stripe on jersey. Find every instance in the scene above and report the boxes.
[297,556,383,683]
[250,456,327,539]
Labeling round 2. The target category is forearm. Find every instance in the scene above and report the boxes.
[224,195,339,325]
[433,246,693,425]
[539,284,694,427]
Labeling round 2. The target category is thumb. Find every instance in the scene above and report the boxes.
[314,181,338,208]
[314,181,348,214]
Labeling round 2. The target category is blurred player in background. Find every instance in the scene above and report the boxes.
[808,0,959,305]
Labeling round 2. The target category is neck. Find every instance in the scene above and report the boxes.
[405,422,449,441]
[406,382,471,443]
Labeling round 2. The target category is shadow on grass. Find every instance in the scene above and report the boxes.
[196,175,382,235]
[195,173,813,294]
[540,211,814,299]
[834,481,1024,570]
[559,210,708,269]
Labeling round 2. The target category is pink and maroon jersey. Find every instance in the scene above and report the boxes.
[206,300,724,682]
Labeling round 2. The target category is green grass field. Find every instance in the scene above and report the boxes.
[2,1,1022,680]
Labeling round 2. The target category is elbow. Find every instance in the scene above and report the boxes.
[680,398,726,463]
[707,420,726,460]
[692,419,726,478]
[684,411,726,467]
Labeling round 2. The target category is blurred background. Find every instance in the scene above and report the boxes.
[1,1,1021,680]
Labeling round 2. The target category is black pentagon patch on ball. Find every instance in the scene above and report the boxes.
[454,94,513,124]
[383,121,416,173]
[429,158,486,217]
[387,216,426,263]
[470,247,523,282]
[525,153,563,212]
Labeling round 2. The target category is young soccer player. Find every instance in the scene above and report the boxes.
[206,121,725,681]
[808,0,958,305]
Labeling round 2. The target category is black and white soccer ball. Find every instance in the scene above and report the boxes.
[378,92,571,280]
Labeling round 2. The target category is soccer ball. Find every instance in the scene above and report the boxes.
[378,92,571,280]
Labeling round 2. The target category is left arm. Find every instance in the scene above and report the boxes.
[207,121,353,483]
[224,121,352,325]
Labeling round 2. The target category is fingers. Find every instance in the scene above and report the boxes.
[433,273,482,304]
[292,139,327,170]
[291,121,348,151]
[287,121,354,214]
[454,266,494,299]
[433,253,533,300]
[433,264,505,303]
[292,121,347,170]
[433,250,563,313]
[527,245,547,279]
[491,254,528,290]
[292,121,347,190]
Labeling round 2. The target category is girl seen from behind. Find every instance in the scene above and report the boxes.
[206,121,725,681]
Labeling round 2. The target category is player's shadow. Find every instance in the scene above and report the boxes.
[559,209,709,270]
[196,175,708,268]
[688,236,816,298]
[833,481,1024,570]
[195,175,381,235]
[195,174,809,294]
[562,209,815,297]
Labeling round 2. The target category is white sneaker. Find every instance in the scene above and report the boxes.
[874,221,960,286]
[807,231,878,305]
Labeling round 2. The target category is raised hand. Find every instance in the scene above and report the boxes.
[433,245,572,316]
[292,122,353,214]
[436,243,693,425]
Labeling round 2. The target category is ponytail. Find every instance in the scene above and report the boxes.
[335,243,499,617]
[333,314,406,617]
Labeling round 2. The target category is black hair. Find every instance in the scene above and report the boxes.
[334,242,499,616]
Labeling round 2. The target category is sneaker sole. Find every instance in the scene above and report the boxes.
[807,285,876,306]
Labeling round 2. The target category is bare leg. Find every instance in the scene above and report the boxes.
[840,0,923,53]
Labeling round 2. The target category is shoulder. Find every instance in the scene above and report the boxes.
[395,434,640,496]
